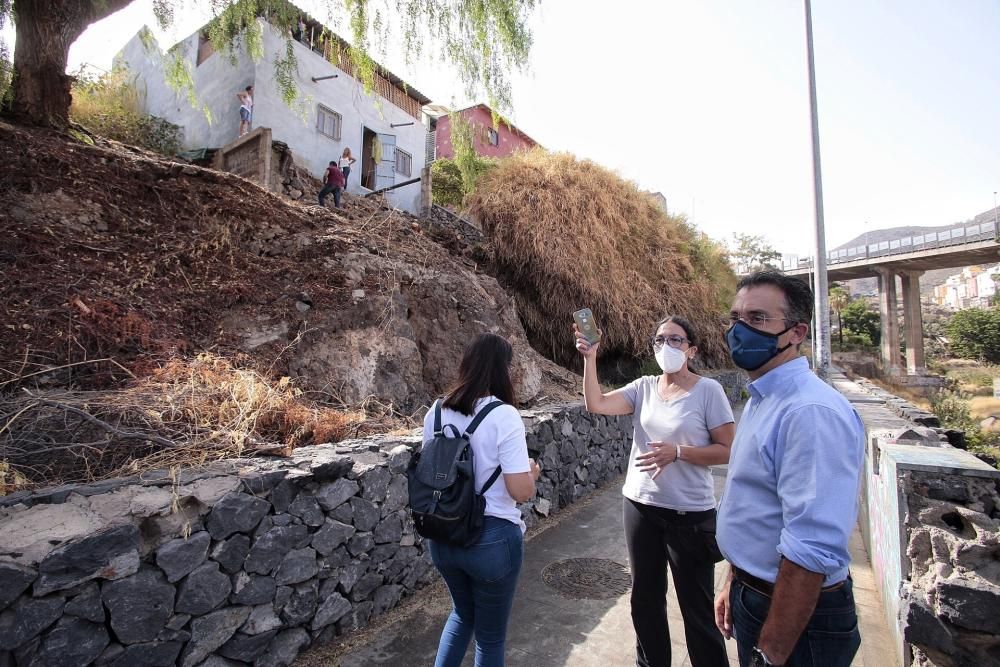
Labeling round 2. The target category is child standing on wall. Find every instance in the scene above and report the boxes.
[237,85,253,137]
[319,161,346,208]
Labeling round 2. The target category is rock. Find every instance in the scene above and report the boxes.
[280,581,318,627]
[336,600,374,635]
[347,532,374,557]
[0,562,37,612]
[373,514,403,544]
[245,526,309,575]
[311,592,351,630]
[196,656,244,667]
[106,640,182,666]
[179,606,251,667]
[902,593,954,655]
[371,543,399,563]
[165,614,190,631]
[32,616,109,666]
[269,479,299,513]
[175,562,232,615]
[308,453,354,483]
[936,579,1000,634]
[241,604,282,636]
[64,582,105,623]
[206,493,270,540]
[329,501,354,524]
[287,495,325,527]
[101,567,175,644]
[315,478,360,511]
[352,289,365,300]
[255,628,310,667]
[361,466,392,502]
[387,446,411,474]
[373,584,403,614]
[350,573,383,602]
[350,497,380,532]
[0,595,65,650]
[217,629,278,662]
[311,519,356,556]
[210,534,251,574]
[156,532,211,583]
[230,572,277,606]
[535,498,552,517]
[156,627,190,643]
[274,548,319,586]
[295,300,311,313]
[35,524,140,596]
[338,562,366,596]
[383,475,408,513]
[94,642,124,665]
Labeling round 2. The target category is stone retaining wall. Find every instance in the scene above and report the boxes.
[0,403,632,667]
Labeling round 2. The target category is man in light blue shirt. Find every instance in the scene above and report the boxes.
[715,271,865,667]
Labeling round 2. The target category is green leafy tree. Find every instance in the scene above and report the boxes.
[430,158,463,208]
[729,233,781,273]
[828,284,850,346]
[946,308,1000,364]
[840,299,881,347]
[1,0,535,128]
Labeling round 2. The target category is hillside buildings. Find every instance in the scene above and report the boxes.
[115,10,430,213]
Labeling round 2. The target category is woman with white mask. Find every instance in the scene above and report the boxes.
[574,315,735,667]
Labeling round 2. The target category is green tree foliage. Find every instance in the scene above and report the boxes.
[945,308,1000,364]
[450,112,498,195]
[840,299,881,347]
[430,158,463,208]
[70,66,181,155]
[729,233,781,273]
[828,284,850,345]
[929,391,1000,465]
[2,0,536,128]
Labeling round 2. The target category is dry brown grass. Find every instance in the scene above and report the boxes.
[466,150,735,368]
[0,354,386,492]
[969,396,1000,420]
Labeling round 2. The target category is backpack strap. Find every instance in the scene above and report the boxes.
[433,399,443,437]
[463,400,505,438]
[479,465,503,495]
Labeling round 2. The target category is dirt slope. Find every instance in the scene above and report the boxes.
[0,120,576,486]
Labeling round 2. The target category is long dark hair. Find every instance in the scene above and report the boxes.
[443,333,516,415]
[657,315,698,348]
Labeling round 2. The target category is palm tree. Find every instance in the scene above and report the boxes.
[829,285,850,346]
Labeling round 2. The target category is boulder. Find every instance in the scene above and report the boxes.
[35,524,140,596]
[206,493,270,539]
[156,531,211,583]
[101,567,175,644]
[175,562,232,615]
[32,616,109,666]
[0,595,65,650]
[0,562,37,612]
[178,606,251,667]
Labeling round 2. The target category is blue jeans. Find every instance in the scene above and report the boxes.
[730,578,861,667]
[428,516,524,667]
[342,165,351,185]
[318,185,341,208]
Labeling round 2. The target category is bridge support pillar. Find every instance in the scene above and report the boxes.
[900,271,926,374]
[876,268,903,375]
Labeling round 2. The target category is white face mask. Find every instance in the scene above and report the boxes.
[655,345,688,374]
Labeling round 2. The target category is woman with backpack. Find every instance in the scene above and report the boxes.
[420,332,541,667]
[574,316,734,667]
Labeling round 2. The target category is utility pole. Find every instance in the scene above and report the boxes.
[804,0,831,377]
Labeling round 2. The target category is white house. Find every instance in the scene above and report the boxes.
[115,13,431,213]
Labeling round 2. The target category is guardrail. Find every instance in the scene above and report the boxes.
[785,220,998,271]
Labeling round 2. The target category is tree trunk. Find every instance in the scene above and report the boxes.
[837,312,843,345]
[11,0,132,127]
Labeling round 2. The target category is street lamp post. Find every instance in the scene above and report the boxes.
[804,0,831,377]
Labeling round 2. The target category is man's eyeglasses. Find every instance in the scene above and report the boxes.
[724,313,798,328]
[651,335,689,351]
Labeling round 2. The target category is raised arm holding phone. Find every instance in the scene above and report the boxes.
[574,312,734,667]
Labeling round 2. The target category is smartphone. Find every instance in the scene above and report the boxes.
[573,308,602,344]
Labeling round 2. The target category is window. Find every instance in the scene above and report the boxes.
[395,148,412,177]
[196,34,216,66]
[317,105,342,140]
[487,128,499,146]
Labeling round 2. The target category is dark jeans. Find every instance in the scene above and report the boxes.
[428,516,524,667]
[318,184,341,208]
[342,165,351,184]
[730,578,861,667]
[623,498,727,667]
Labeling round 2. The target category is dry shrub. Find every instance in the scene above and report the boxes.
[466,150,736,368]
[0,354,371,490]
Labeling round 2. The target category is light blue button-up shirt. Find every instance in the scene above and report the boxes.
[717,357,865,586]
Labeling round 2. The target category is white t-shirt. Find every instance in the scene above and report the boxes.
[619,376,735,512]
[339,157,352,168]
[421,396,530,532]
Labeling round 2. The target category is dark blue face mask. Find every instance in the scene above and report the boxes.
[726,320,796,371]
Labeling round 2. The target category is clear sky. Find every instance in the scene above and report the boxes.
[5,0,999,257]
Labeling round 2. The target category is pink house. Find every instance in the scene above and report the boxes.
[429,104,539,161]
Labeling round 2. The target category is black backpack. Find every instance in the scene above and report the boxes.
[407,399,504,547]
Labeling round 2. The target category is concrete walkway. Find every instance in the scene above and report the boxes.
[298,472,897,667]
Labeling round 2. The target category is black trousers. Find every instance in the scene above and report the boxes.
[623,497,728,667]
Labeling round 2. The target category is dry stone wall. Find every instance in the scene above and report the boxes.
[0,403,632,667]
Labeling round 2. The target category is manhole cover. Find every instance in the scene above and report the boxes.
[541,558,631,599]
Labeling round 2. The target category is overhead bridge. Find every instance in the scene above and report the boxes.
[786,220,999,379]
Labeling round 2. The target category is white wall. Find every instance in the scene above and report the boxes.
[117,22,427,214]
[116,29,256,149]
[252,24,426,212]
